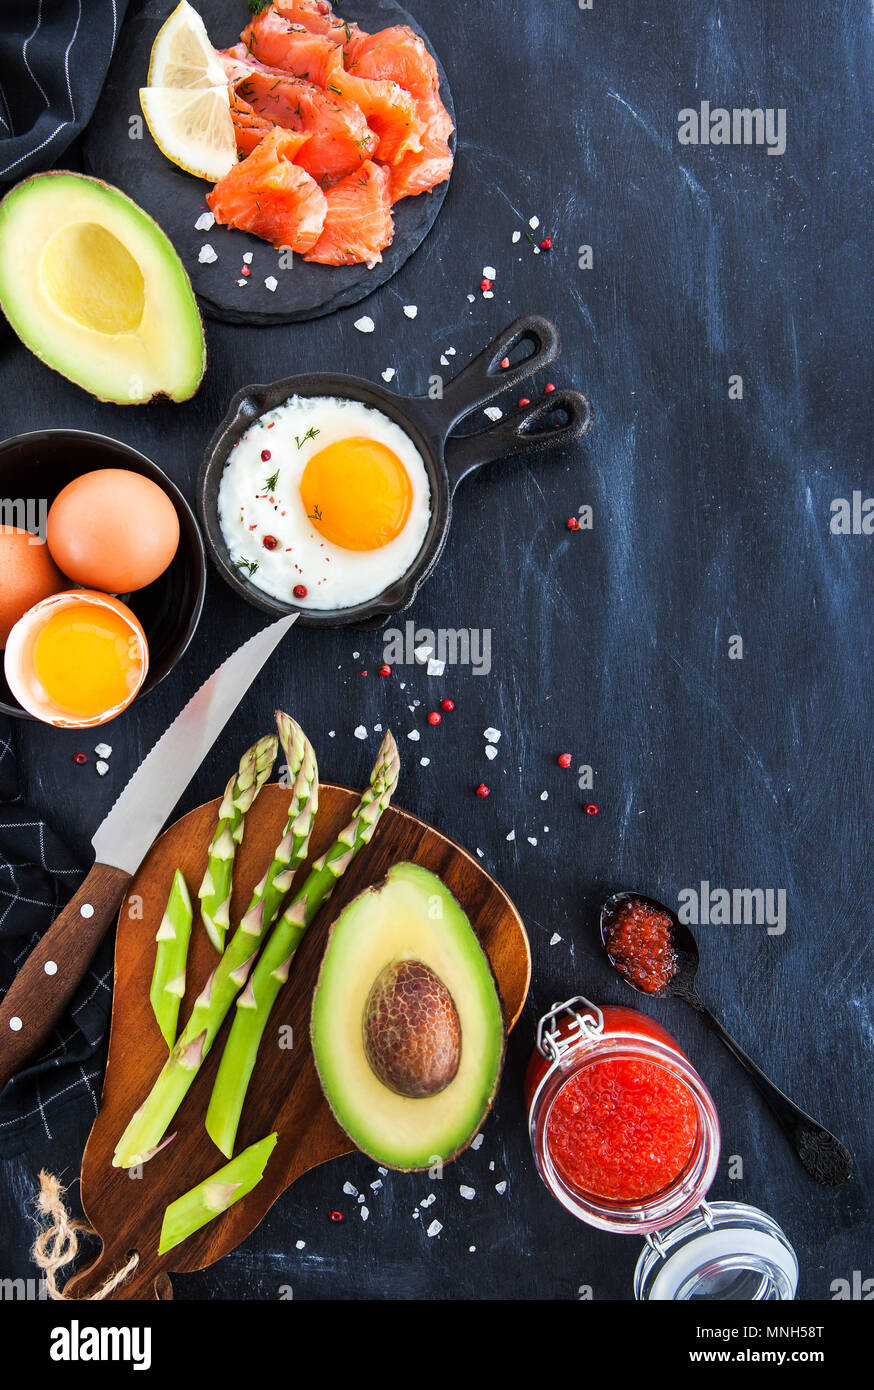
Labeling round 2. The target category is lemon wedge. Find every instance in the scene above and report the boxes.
[148,0,228,89]
[139,86,237,182]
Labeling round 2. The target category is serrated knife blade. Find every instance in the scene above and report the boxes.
[0,614,296,1094]
[93,613,296,873]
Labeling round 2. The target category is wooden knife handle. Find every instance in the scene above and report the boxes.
[0,862,130,1096]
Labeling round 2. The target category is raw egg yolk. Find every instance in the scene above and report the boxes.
[33,605,143,718]
[299,438,413,551]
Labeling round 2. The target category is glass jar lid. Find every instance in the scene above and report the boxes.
[634,1200,799,1301]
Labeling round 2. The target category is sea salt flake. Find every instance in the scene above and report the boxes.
[459,1185,476,1201]
[426,1220,442,1238]
[533,246,541,256]
[236,278,247,287]
[413,1210,420,1219]
[467,293,476,302]
[512,231,521,243]
[483,265,496,279]
[243,252,253,264]
[96,761,109,776]
[403,304,418,318]
[506,829,515,842]
[374,723,382,732]
[495,1181,508,1195]
[489,1161,495,1171]
[357,1193,365,1203]
[353,725,367,740]
[420,757,430,767]
[469,1245,476,1252]
[440,355,449,366]
[484,728,501,743]
[198,243,217,263]
[370,1180,383,1191]
[354,315,375,333]
[427,657,445,676]
[471,1134,484,1150]
[529,216,540,230]
[295,1239,306,1250]
[407,729,420,742]
[265,276,278,292]
[420,1194,436,1207]
[540,791,548,800]
[527,836,537,846]
[476,848,484,858]
[414,644,432,662]
[484,746,497,760]
[484,406,503,422]
[94,743,112,758]
[378,1167,388,1175]
[194,212,215,231]
[360,1206,369,1222]
[483,290,494,299]
[343,1182,358,1196]
[382,367,396,381]
[550,932,562,945]
[328,730,335,738]
[447,347,456,355]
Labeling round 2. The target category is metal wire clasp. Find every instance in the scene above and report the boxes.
[536,995,604,1062]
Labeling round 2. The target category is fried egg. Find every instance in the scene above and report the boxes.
[218,396,431,610]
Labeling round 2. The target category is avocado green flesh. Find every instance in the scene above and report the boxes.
[311,862,506,1171]
[0,172,205,404]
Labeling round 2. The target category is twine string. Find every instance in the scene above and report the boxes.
[31,1170,139,1300]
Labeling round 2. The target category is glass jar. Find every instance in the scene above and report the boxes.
[525,997,721,1234]
[526,997,799,1301]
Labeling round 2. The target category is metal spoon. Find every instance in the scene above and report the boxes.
[599,891,853,1187]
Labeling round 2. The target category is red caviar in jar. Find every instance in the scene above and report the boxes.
[546,1057,697,1201]
[604,896,678,994]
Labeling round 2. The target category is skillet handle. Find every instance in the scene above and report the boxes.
[444,388,594,491]
[435,315,562,432]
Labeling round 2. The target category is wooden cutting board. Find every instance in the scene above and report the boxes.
[66,785,531,1300]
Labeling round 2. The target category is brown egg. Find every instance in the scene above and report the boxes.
[0,528,68,647]
[47,469,180,593]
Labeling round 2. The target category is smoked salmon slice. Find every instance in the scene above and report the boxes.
[389,92,454,200]
[240,8,343,87]
[207,128,327,253]
[228,86,274,157]
[304,159,393,265]
[343,25,441,101]
[331,70,424,165]
[272,0,358,43]
[223,64,378,184]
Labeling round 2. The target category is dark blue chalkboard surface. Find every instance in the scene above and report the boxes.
[0,0,871,1301]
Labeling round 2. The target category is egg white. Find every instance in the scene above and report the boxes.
[218,396,431,611]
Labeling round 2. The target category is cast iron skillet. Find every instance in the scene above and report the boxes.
[199,315,593,627]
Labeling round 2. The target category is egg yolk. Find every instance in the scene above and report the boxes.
[33,605,143,718]
[299,438,413,551]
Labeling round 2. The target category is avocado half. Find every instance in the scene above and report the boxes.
[0,172,205,404]
[311,862,506,1171]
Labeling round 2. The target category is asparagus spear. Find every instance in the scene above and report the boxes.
[149,869,193,1048]
[113,718,317,1169]
[158,1131,277,1255]
[205,731,400,1159]
[198,735,278,952]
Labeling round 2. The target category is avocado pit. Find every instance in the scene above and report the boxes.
[363,958,461,1098]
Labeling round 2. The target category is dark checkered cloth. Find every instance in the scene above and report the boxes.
[0,717,112,1156]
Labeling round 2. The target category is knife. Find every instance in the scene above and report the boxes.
[0,614,296,1095]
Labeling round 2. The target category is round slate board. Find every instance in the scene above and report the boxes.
[82,0,455,325]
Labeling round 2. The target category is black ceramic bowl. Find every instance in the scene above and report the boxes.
[199,316,594,628]
[0,429,206,721]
